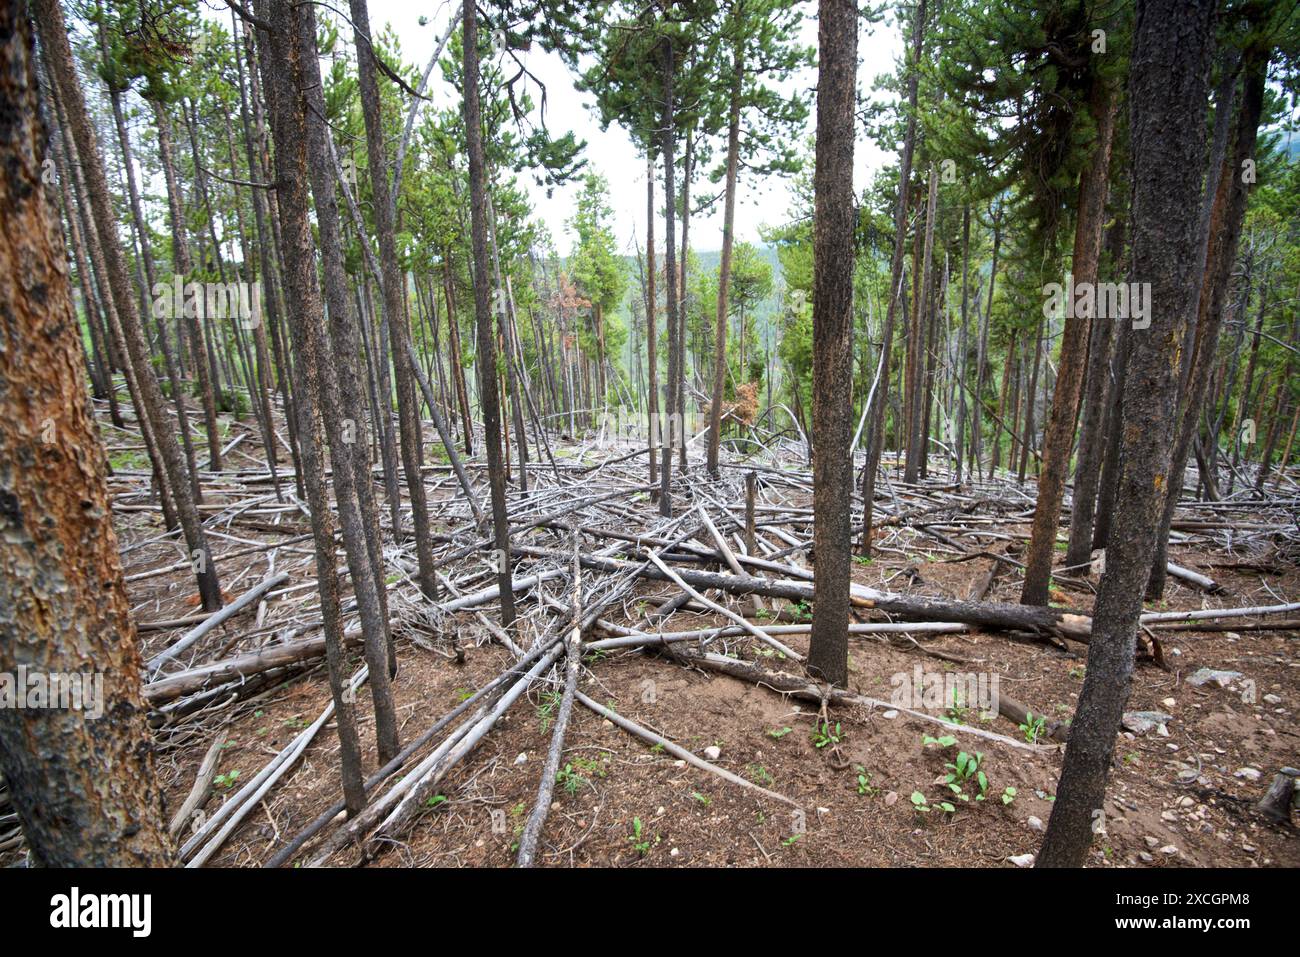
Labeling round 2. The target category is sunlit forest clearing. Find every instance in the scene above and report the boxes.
[0,0,1298,871]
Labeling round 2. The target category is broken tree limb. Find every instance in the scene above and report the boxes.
[366,642,567,852]
[1164,561,1222,593]
[169,725,228,838]
[517,543,583,868]
[146,571,290,676]
[265,635,563,867]
[511,544,1094,641]
[587,620,969,652]
[642,548,802,660]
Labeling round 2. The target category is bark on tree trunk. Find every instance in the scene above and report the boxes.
[806,0,857,687]
[0,3,174,865]
[1037,0,1216,867]
[464,1,516,629]
[1022,77,1117,605]
[34,0,223,611]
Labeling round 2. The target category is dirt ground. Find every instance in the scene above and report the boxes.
[4,420,1296,869]
[142,527,1300,868]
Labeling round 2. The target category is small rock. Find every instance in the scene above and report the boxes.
[1234,767,1261,782]
[1162,697,1177,709]
[1139,851,1154,863]
[703,745,722,761]
[1122,711,1173,735]
[1161,810,1179,822]
[1027,816,1044,832]
[1144,836,1160,848]
[1187,668,1243,689]
[514,752,528,766]
[673,760,686,769]
[670,847,680,858]
[884,791,899,806]
[1177,796,1194,808]
[657,806,665,816]
[1008,853,1035,868]
[882,709,898,719]
[1263,693,1282,705]
[1160,845,1179,856]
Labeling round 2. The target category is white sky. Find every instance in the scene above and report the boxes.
[248,1,905,256]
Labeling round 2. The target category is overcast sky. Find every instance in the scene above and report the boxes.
[307,2,903,256]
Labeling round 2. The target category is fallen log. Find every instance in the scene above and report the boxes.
[510,544,1094,641]
[517,545,583,868]
[147,571,290,675]
[682,652,1053,754]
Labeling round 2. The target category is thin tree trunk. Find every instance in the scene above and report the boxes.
[806,0,857,686]
[1038,0,1216,867]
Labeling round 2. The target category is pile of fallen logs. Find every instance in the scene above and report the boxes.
[68,407,1300,867]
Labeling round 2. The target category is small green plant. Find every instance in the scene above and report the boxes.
[691,791,711,807]
[853,555,874,566]
[945,689,969,725]
[944,750,988,801]
[910,791,955,815]
[213,770,240,789]
[1000,786,1017,806]
[766,726,793,740]
[425,794,448,808]
[922,734,957,749]
[555,763,584,795]
[627,817,658,856]
[782,833,802,847]
[854,766,878,797]
[454,687,474,703]
[1069,666,1086,680]
[747,764,774,787]
[788,599,812,622]
[537,690,563,733]
[812,720,843,749]
[1019,711,1048,744]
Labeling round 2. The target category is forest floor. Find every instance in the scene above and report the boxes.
[4,398,1296,869]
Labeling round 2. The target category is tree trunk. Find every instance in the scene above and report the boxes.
[463,1,516,629]
[1037,0,1216,867]
[658,31,679,516]
[861,0,925,550]
[251,0,370,805]
[34,0,222,611]
[1021,77,1117,604]
[806,0,857,687]
[349,0,441,603]
[0,3,173,865]
[1148,52,1267,599]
